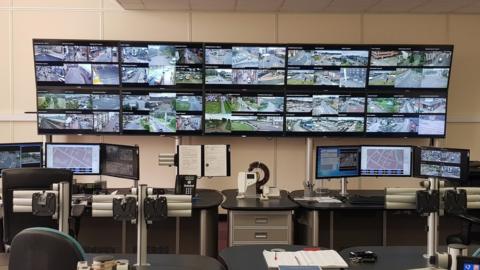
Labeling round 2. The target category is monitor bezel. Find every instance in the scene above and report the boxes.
[359,145,414,177]
[315,145,361,179]
[45,142,102,175]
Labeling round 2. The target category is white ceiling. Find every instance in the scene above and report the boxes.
[117,0,480,13]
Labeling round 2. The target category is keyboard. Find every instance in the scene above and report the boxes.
[348,195,385,205]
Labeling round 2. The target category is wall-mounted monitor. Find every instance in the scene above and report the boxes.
[368,46,453,90]
[37,89,121,134]
[33,40,120,87]
[205,43,286,89]
[122,90,203,135]
[414,147,469,181]
[101,143,139,180]
[0,143,43,176]
[285,92,365,135]
[360,145,412,176]
[286,45,369,90]
[204,90,284,135]
[119,42,203,88]
[365,92,447,137]
[45,143,101,175]
[316,146,360,179]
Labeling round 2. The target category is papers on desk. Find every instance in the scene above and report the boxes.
[293,196,342,204]
[263,250,348,269]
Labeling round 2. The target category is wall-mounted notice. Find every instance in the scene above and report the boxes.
[178,145,202,176]
[204,145,231,177]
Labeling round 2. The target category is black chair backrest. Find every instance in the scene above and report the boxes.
[2,168,73,245]
[9,227,85,270]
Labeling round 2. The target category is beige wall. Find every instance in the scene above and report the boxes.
[0,0,479,192]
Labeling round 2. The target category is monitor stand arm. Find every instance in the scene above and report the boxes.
[339,177,349,197]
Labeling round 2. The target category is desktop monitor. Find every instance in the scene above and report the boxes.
[101,143,140,180]
[414,147,469,181]
[0,143,43,175]
[360,145,412,176]
[45,143,101,174]
[315,146,360,179]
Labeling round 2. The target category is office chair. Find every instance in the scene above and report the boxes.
[444,188,480,245]
[9,227,86,270]
[2,168,73,247]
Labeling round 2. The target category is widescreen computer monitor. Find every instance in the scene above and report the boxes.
[315,146,360,178]
[101,144,139,180]
[360,146,412,176]
[0,143,43,175]
[414,147,469,180]
[46,143,101,174]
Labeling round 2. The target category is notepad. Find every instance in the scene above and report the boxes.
[263,250,348,269]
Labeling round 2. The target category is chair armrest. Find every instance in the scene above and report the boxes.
[457,213,480,225]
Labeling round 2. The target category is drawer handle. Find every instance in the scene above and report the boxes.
[255,232,268,239]
[255,218,268,224]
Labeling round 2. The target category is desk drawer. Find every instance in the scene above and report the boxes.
[233,213,289,227]
[232,228,288,242]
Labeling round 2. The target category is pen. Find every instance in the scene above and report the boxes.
[294,255,301,265]
[275,251,277,261]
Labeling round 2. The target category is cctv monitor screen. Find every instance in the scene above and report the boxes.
[415,147,469,180]
[286,45,369,90]
[204,91,284,135]
[37,89,121,134]
[46,143,101,174]
[0,143,42,175]
[368,46,453,90]
[120,42,203,87]
[101,144,139,180]
[360,146,412,176]
[285,93,365,135]
[316,146,360,179]
[122,91,203,135]
[205,43,286,88]
[33,40,120,87]
[365,93,447,137]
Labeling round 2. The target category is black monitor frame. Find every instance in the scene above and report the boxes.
[360,145,414,177]
[101,143,140,180]
[45,143,102,175]
[413,146,470,181]
[0,142,43,176]
[33,39,454,138]
[315,145,361,179]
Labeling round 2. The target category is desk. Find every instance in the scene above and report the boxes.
[290,190,465,250]
[222,189,298,246]
[76,189,222,257]
[219,245,307,270]
[84,254,225,270]
[339,246,430,270]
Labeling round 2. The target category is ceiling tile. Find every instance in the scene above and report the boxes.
[367,0,428,13]
[121,3,145,9]
[324,0,379,12]
[190,0,236,11]
[454,1,480,13]
[236,0,284,12]
[142,0,190,10]
[280,0,332,12]
[411,0,476,13]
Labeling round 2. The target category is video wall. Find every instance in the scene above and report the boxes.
[34,39,453,137]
